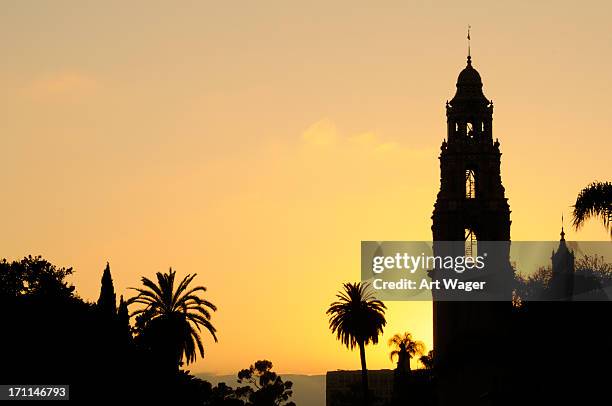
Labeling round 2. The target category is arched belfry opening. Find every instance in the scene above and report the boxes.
[465,168,476,199]
[464,228,477,257]
[466,121,476,139]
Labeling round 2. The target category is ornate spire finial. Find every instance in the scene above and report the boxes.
[467,25,471,65]
[561,214,566,241]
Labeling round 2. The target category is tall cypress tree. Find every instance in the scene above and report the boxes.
[98,262,117,319]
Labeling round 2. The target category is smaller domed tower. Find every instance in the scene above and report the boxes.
[549,225,575,300]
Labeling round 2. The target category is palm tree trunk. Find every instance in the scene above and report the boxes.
[359,341,369,406]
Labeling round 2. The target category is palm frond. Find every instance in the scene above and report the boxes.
[127,268,218,366]
[326,282,387,350]
[172,274,197,307]
[572,181,612,238]
[140,277,164,301]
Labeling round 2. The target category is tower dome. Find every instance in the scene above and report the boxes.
[457,56,482,85]
[449,56,490,106]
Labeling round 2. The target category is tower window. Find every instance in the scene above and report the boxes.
[465,228,477,258]
[465,169,476,199]
[467,122,474,138]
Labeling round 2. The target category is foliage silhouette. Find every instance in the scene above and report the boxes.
[128,268,218,374]
[514,255,612,302]
[388,332,425,373]
[0,257,301,405]
[514,266,552,303]
[326,282,386,406]
[419,350,434,370]
[0,258,144,402]
[0,255,75,299]
[207,381,246,406]
[235,360,295,406]
[572,181,612,238]
[97,262,117,318]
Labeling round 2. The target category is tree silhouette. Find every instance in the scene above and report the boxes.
[235,360,295,406]
[98,262,117,318]
[208,382,246,406]
[419,350,435,370]
[116,295,133,346]
[514,266,552,302]
[1,257,231,403]
[0,256,140,401]
[128,268,218,374]
[326,282,386,406]
[572,181,612,238]
[0,255,75,299]
[388,332,425,372]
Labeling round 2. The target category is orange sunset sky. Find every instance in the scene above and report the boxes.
[1,1,611,376]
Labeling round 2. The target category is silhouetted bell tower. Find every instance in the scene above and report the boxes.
[431,52,513,405]
[432,54,510,243]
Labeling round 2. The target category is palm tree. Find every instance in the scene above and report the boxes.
[326,282,386,406]
[128,268,218,374]
[572,181,612,238]
[388,332,425,372]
